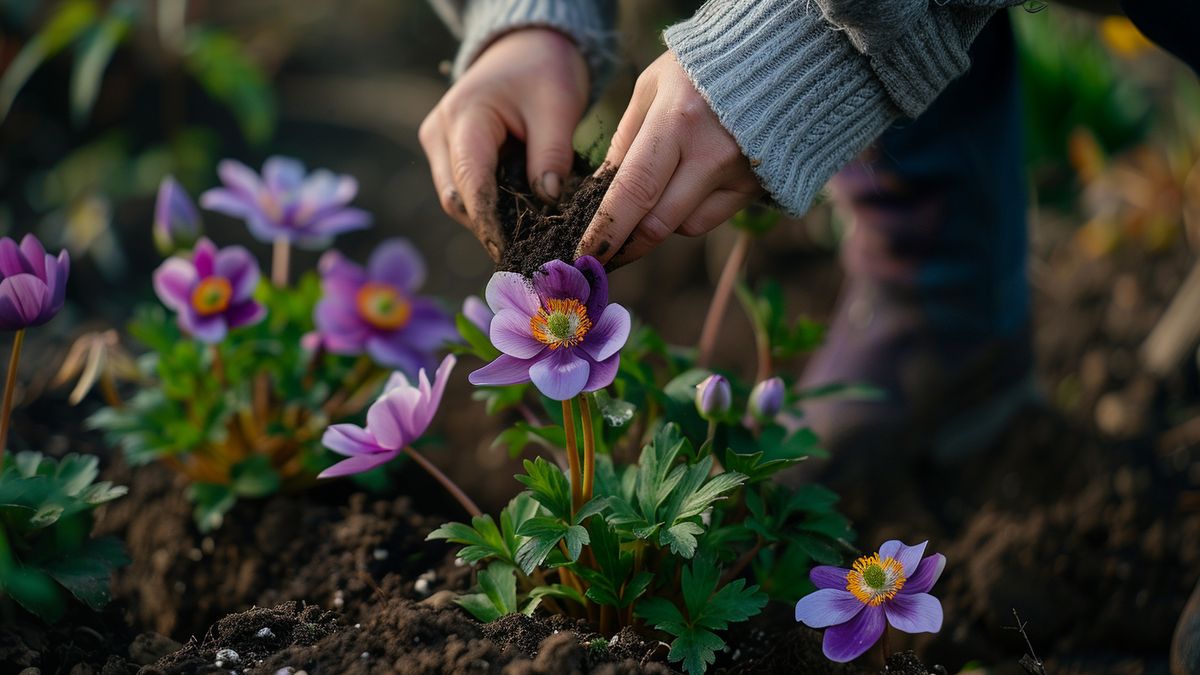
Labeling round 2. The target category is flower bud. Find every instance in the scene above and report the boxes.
[462,295,493,334]
[695,374,731,421]
[153,176,201,255]
[749,377,785,421]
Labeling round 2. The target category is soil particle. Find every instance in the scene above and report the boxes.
[494,141,614,277]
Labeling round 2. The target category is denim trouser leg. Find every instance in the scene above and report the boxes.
[829,12,1028,341]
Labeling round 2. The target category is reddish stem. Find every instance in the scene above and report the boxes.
[698,231,750,368]
[404,445,482,518]
[0,329,24,462]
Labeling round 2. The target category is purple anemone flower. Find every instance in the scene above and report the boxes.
[468,257,630,401]
[154,176,201,254]
[320,354,455,478]
[695,374,731,420]
[199,156,371,248]
[0,234,70,331]
[462,295,493,334]
[153,237,266,343]
[795,540,945,663]
[749,376,785,421]
[313,239,456,376]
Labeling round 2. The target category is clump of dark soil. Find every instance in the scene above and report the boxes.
[494,141,614,277]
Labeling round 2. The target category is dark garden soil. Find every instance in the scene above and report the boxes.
[4,210,1200,674]
[494,141,614,277]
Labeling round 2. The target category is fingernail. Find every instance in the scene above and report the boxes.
[541,172,561,202]
[444,188,465,214]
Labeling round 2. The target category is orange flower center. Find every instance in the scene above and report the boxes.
[190,277,233,316]
[356,282,412,330]
[846,553,906,606]
[530,298,591,350]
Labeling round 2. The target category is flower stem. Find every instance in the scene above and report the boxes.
[403,445,482,518]
[271,236,290,288]
[0,329,26,462]
[562,399,582,514]
[579,394,596,504]
[698,230,750,368]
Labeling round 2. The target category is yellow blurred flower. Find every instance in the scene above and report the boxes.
[1099,17,1154,59]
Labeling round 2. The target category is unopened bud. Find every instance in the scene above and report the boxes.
[749,377,785,421]
[695,374,731,420]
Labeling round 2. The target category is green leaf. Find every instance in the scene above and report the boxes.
[184,29,276,144]
[562,525,589,562]
[69,2,134,125]
[456,313,500,361]
[3,565,67,622]
[669,627,725,675]
[43,536,128,610]
[189,483,235,532]
[515,516,568,573]
[455,592,502,622]
[0,0,99,120]
[660,521,704,558]
[593,390,636,428]
[229,455,281,498]
[572,496,609,525]
[477,562,519,617]
[514,457,572,522]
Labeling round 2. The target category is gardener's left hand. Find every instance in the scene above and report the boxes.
[576,51,764,268]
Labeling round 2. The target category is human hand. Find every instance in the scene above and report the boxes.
[419,28,589,261]
[576,51,763,268]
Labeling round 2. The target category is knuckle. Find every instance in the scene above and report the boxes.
[637,212,673,244]
[677,218,708,237]
[614,162,661,210]
[533,145,572,173]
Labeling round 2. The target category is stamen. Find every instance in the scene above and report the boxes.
[356,282,412,330]
[191,277,233,316]
[530,298,591,350]
[846,553,906,606]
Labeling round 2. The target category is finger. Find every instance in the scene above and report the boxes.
[604,163,720,268]
[418,113,470,227]
[577,113,681,264]
[448,107,509,261]
[525,93,583,203]
[676,187,760,238]
[600,70,656,172]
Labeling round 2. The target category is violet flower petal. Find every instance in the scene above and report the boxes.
[794,588,865,628]
[263,156,306,193]
[214,245,260,301]
[314,297,370,353]
[468,353,535,387]
[307,207,372,239]
[580,303,629,362]
[463,295,493,334]
[822,603,886,663]
[901,554,946,595]
[0,274,49,327]
[529,348,589,401]
[533,259,590,305]
[365,335,426,376]
[367,239,426,293]
[199,187,256,220]
[581,352,619,393]
[153,258,198,311]
[322,424,383,457]
[574,256,607,317]
[318,250,368,298]
[879,540,928,577]
[398,299,458,351]
[490,308,545,359]
[180,311,227,344]
[810,565,851,591]
[0,237,31,277]
[884,592,943,634]
[192,238,218,278]
[225,300,266,329]
[41,251,68,321]
[216,159,263,200]
[368,387,418,449]
[318,451,397,478]
[485,272,539,315]
[18,234,47,278]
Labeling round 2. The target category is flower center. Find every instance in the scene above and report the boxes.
[190,277,233,316]
[846,553,906,606]
[530,298,591,350]
[356,282,412,330]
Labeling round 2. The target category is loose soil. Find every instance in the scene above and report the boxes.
[494,141,614,277]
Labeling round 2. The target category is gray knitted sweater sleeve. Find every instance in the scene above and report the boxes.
[432,0,1023,216]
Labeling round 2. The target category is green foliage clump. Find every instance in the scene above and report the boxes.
[0,452,128,622]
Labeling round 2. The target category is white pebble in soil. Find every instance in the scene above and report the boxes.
[272,668,295,675]
[256,627,276,639]
[333,589,345,609]
[373,548,389,560]
[214,648,240,667]
[414,570,437,596]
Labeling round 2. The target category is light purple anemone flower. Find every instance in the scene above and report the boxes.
[468,257,629,401]
[153,176,201,254]
[153,237,265,344]
[795,540,945,663]
[313,239,456,376]
[320,354,455,478]
[0,234,69,331]
[199,156,371,249]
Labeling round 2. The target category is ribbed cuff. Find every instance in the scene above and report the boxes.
[453,0,616,99]
[664,1,899,217]
[868,6,994,117]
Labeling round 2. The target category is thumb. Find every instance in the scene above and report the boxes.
[524,99,581,204]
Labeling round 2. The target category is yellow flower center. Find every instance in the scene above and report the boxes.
[356,282,412,330]
[846,553,906,606]
[190,277,233,316]
[530,298,591,350]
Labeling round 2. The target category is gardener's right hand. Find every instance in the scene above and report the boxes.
[419,28,590,262]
